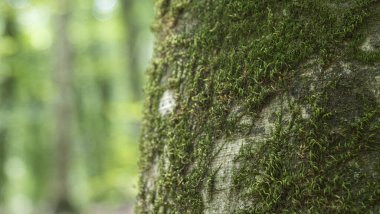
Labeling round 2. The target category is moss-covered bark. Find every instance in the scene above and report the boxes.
[137,0,380,213]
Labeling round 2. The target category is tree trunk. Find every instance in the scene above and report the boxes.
[53,0,75,213]
[0,8,17,203]
[122,0,143,101]
[137,0,380,213]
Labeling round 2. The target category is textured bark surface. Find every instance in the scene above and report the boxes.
[137,0,380,213]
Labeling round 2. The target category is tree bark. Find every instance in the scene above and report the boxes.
[137,0,380,213]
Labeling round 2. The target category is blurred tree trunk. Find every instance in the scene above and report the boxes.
[122,0,143,101]
[137,1,380,213]
[53,0,75,213]
[0,8,17,204]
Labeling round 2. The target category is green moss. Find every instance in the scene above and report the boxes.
[234,71,380,213]
[137,0,380,213]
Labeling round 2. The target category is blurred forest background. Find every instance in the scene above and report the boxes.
[0,0,154,213]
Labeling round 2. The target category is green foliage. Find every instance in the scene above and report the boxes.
[138,0,380,213]
[0,0,154,212]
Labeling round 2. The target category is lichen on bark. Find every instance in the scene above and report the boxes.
[136,0,380,213]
